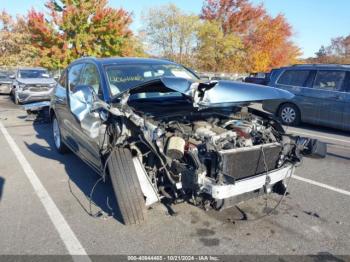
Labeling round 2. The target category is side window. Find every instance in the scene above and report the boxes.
[343,72,350,92]
[313,71,346,91]
[80,63,102,97]
[58,69,67,87]
[68,64,84,92]
[277,70,310,87]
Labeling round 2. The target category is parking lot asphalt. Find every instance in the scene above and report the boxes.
[0,95,349,256]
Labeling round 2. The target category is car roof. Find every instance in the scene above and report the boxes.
[279,64,350,70]
[17,67,47,70]
[71,57,178,66]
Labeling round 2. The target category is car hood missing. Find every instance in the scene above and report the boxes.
[115,77,294,109]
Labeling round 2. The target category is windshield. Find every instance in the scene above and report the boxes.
[105,63,198,97]
[19,70,49,79]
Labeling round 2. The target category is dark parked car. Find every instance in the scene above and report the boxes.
[263,64,350,130]
[11,67,56,104]
[31,57,325,225]
[0,71,13,94]
[244,72,269,85]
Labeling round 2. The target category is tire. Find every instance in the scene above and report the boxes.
[278,103,301,126]
[108,148,145,225]
[52,114,69,154]
[14,92,20,105]
[10,88,15,101]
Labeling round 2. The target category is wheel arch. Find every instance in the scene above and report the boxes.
[49,108,56,121]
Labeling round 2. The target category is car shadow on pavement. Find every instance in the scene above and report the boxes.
[0,177,4,202]
[24,121,123,223]
[291,122,350,137]
[327,152,350,161]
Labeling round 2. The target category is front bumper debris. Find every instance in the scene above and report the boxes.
[22,101,51,112]
[199,164,294,200]
[17,88,53,103]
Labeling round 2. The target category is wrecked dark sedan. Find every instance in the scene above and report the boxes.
[31,57,326,225]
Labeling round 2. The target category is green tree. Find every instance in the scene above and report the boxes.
[142,4,200,66]
[196,20,244,72]
[0,11,37,67]
[28,0,140,69]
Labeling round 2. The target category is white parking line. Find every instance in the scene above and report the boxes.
[293,175,350,196]
[287,130,350,144]
[0,121,90,260]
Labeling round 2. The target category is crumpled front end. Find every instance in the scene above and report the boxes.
[17,86,54,104]
[99,100,326,210]
[64,77,327,210]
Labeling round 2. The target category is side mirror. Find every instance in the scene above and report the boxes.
[9,75,15,79]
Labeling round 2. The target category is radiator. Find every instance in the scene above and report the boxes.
[219,142,282,181]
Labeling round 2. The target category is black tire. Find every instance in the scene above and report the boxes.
[278,103,301,126]
[10,88,15,101]
[52,114,69,154]
[108,148,145,225]
[14,93,20,105]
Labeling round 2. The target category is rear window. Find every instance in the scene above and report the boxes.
[277,70,310,87]
[19,69,49,79]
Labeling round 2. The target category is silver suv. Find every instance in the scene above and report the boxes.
[11,67,56,104]
[263,64,350,131]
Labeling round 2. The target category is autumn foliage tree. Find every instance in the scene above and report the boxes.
[307,35,350,64]
[28,0,140,69]
[201,0,301,72]
[0,11,37,67]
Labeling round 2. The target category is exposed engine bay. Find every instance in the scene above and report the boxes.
[102,101,326,210]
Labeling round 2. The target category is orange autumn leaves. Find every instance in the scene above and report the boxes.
[27,0,141,69]
[201,0,301,72]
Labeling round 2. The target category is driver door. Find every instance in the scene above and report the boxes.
[67,63,103,172]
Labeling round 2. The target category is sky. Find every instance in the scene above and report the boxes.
[2,0,350,58]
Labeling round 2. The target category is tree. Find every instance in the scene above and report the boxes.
[196,20,244,72]
[28,0,139,69]
[244,14,301,72]
[142,4,200,66]
[0,11,37,67]
[201,0,265,35]
[306,35,350,64]
[201,0,301,72]
[315,45,328,58]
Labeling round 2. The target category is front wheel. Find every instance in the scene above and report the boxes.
[14,92,20,105]
[278,103,301,126]
[108,148,145,225]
